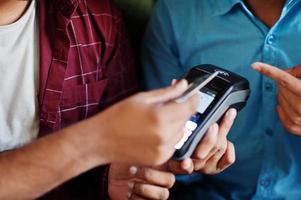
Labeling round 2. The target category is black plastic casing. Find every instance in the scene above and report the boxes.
[173,64,250,160]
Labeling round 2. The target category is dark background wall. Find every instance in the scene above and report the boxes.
[113,0,157,87]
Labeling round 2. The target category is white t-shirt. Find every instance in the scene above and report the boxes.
[0,1,39,151]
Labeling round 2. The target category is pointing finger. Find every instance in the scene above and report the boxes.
[252,62,301,94]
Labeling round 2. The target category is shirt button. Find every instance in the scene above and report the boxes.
[260,178,271,188]
[265,128,273,136]
[264,82,273,91]
[267,34,275,45]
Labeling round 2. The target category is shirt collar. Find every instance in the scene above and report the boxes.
[212,0,243,16]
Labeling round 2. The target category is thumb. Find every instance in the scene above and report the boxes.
[168,158,194,174]
[285,64,301,78]
[146,79,188,104]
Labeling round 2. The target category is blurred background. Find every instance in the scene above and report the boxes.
[113,0,157,86]
[114,0,156,25]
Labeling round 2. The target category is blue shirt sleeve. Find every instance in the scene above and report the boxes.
[142,0,184,90]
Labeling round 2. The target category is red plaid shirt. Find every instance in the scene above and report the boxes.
[37,0,138,199]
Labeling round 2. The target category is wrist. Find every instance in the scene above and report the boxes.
[63,115,112,168]
[87,109,124,164]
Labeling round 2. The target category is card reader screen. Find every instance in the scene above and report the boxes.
[175,88,216,149]
[197,88,216,114]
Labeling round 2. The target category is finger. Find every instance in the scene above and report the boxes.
[277,105,301,135]
[285,64,301,77]
[204,109,236,159]
[146,79,188,104]
[218,109,237,137]
[252,62,301,94]
[196,137,228,174]
[129,194,145,200]
[157,97,199,148]
[279,85,301,118]
[136,168,175,189]
[171,79,177,86]
[168,158,194,175]
[278,90,301,126]
[217,141,236,171]
[193,123,219,159]
[164,120,189,153]
[180,158,194,174]
[160,93,198,123]
[132,183,170,200]
[279,85,301,107]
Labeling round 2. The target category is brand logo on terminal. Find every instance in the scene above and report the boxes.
[215,70,229,77]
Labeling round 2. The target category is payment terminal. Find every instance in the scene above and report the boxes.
[173,64,250,160]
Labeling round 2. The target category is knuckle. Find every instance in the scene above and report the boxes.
[218,144,227,154]
[215,139,227,152]
[225,155,235,165]
[228,141,235,150]
[158,189,170,200]
[201,167,213,175]
[215,141,224,152]
[166,174,176,188]
[150,108,164,126]
[287,125,299,135]
[296,106,301,116]
[194,160,206,170]
[223,118,233,130]
[152,134,164,150]
[227,142,236,164]
[292,116,301,125]
[149,123,167,146]
[280,74,289,86]
[228,154,236,165]
[205,130,218,146]
[210,146,218,154]
[136,184,148,195]
[154,144,164,156]
[142,168,153,181]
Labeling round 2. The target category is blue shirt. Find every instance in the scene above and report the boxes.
[142,0,301,199]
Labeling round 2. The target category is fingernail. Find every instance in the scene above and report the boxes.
[128,181,134,190]
[183,159,191,170]
[129,166,138,175]
[177,79,188,88]
[226,109,237,119]
[251,62,262,70]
